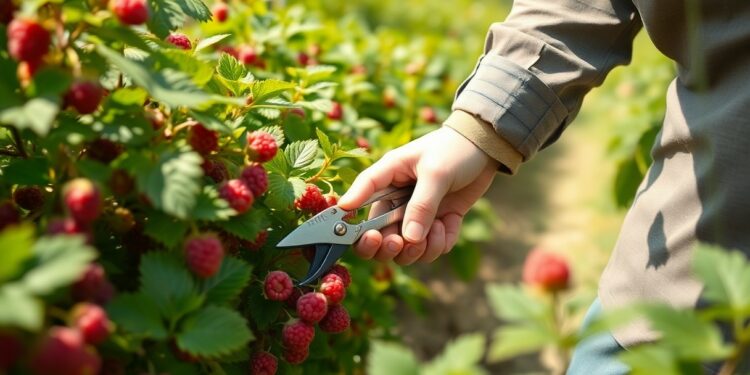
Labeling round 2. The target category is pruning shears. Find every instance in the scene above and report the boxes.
[276,185,414,285]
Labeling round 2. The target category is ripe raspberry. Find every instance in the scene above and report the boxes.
[297,52,310,66]
[327,102,343,120]
[283,346,308,365]
[7,18,50,63]
[250,351,277,375]
[327,264,351,288]
[0,332,22,370]
[240,163,268,197]
[106,207,135,234]
[219,179,254,214]
[13,185,45,211]
[238,45,258,65]
[420,106,438,124]
[86,138,122,163]
[242,229,268,251]
[245,131,278,163]
[294,185,327,214]
[522,248,570,292]
[184,233,224,278]
[64,81,104,114]
[201,159,229,183]
[296,292,328,324]
[72,263,114,304]
[63,178,102,225]
[112,0,149,25]
[356,137,370,151]
[188,123,219,156]
[319,304,350,333]
[282,320,314,350]
[0,201,20,231]
[72,303,111,345]
[212,2,228,23]
[319,274,346,305]
[264,271,293,301]
[166,33,191,50]
[31,327,101,375]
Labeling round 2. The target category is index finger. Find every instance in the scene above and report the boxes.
[338,152,406,210]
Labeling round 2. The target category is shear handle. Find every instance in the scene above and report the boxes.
[360,185,414,208]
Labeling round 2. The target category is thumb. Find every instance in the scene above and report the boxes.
[401,168,451,243]
[338,155,400,210]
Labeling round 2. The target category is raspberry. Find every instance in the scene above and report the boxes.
[106,207,135,234]
[112,0,149,25]
[238,45,259,65]
[64,81,104,114]
[281,320,314,350]
[356,137,370,151]
[245,131,278,163]
[294,185,327,214]
[282,346,308,365]
[522,248,570,292]
[250,351,277,375]
[242,229,268,251]
[420,106,438,124]
[166,33,191,50]
[0,0,16,25]
[72,303,111,345]
[63,178,102,225]
[86,138,122,163]
[319,304,350,333]
[327,102,343,120]
[219,179,254,214]
[264,271,293,301]
[188,123,219,156]
[327,264,351,288]
[13,185,45,211]
[72,263,114,304]
[296,292,328,324]
[240,163,268,197]
[0,201,20,231]
[218,231,241,255]
[383,91,397,108]
[297,52,310,66]
[0,332,22,370]
[30,327,101,375]
[217,45,238,59]
[184,233,224,278]
[212,2,228,22]
[7,18,50,63]
[319,274,346,305]
[201,159,229,183]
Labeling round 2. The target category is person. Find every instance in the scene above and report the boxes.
[338,1,750,373]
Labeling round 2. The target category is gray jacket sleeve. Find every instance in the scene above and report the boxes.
[451,0,642,162]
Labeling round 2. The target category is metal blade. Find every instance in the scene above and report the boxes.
[276,206,354,248]
[297,244,349,286]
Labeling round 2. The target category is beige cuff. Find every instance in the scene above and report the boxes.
[443,110,523,174]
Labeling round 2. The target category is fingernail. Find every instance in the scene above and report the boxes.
[404,222,424,241]
[387,241,400,253]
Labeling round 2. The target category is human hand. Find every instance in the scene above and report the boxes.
[338,126,499,265]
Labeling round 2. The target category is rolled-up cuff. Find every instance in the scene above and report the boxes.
[452,54,568,160]
[443,110,522,175]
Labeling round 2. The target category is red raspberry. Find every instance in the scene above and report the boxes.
[217,45,238,59]
[219,179,254,214]
[522,248,570,292]
[63,178,102,225]
[112,0,149,25]
[188,123,219,156]
[297,52,310,66]
[72,263,114,304]
[86,138,122,163]
[296,292,328,324]
[13,185,45,211]
[212,2,228,23]
[64,81,104,114]
[264,271,293,301]
[201,159,229,183]
[319,304,350,333]
[284,287,303,309]
[245,131,278,163]
[327,102,343,120]
[218,231,241,255]
[166,33,191,50]
[420,106,438,124]
[238,45,258,66]
[356,137,370,151]
[0,332,22,370]
[7,18,50,63]
[242,229,268,251]
[30,327,101,375]
[282,320,314,350]
[184,233,224,278]
[240,163,268,197]
[250,351,277,375]
[72,303,111,345]
[282,346,308,365]
[0,201,20,231]
[327,264,351,288]
[319,274,346,305]
[0,0,16,25]
[294,185,327,214]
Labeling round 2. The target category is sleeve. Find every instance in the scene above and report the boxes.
[448,0,642,173]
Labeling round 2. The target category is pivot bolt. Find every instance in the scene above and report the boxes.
[333,222,347,236]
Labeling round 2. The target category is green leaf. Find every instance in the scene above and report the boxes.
[195,34,231,52]
[251,79,295,103]
[332,147,368,161]
[619,345,682,375]
[486,284,549,323]
[284,140,318,169]
[1,158,50,185]
[28,68,73,98]
[216,209,269,241]
[337,167,358,185]
[107,292,168,339]
[147,0,185,38]
[22,235,97,295]
[138,148,203,220]
[217,53,248,81]
[0,97,60,136]
[315,128,333,158]
[144,210,190,248]
[176,306,253,358]
[422,334,487,375]
[0,225,34,282]
[176,0,211,22]
[693,244,750,316]
[265,175,305,210]
[192,186,236,221]
[157,50,214,86]
[448,243,481,281]
[140,252,202,319]
[246,285,282,329]
[368,341,420,375]
[0,284,43,331]
[202,257,252,305]
[487,324,553,362]
[264,150,289,177]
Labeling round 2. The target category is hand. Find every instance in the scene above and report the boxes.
[338,126,499,265]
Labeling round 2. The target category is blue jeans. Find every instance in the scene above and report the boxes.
[567,298,629,375]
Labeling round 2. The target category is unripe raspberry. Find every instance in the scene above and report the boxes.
[112,0,149,25]
[238,45,258,66]
[242,229,268,251]
[184,233,224,278]
[282,346,308,365]
[522,248,570,292]
[219,179,254,214]
[31,327,101,375]
[72,303,111,345]
[420,106,438,124]
[72,263,114,304]
[282,320,314,350]
[63,178,102,225]
[296,292,328,324]
[245,131,278,163]
[86,138,122,163]
[240,163,268,197]
[106,207,135,234]
[250,351,277,375]
[7,18,50,63]
[0,201,20,231]
[64,81,104,114]
[295,185,327,214]
[327,102,343,120]
[0,332,22,370]
[319,274,346,305]
[327,264,351,288]
[201,159,229,183]
[166,33,191,50]
[212,2,228,23]
[13,185,45,211]
[319,304,350,333]
[188,123,219,156]
[264,271,293,301]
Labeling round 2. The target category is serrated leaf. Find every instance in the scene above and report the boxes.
[251,79,294,103]
[176,306,253,358]
[315,128,333,158]
[195,34,230,52]
[144,210,190,248]
[217,54,247,81]
[138,148,203,220]
[107,292,168,339]
[423,334,486,374]
[488,324,553,362]
[337,167,358,185]
[284,140,318,169]
[264,151,289,177]
[176,0,212,22]
[0,225,34,283]
[202,257,252,305]
[216,209,269,241]
[368,341,420,375]
[246,286,282,329]
[140,252,202,319]
[192,185,236,221]
[0,284,43,331]
[258,126,285,147]
[22,235,97,295]
[157,50,214,86]
[147,0,185,38]
[265,175,305,210]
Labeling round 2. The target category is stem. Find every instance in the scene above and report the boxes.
[10,127,27,158]
[305,157,332,183]
[718,321,750,375]
[550,292,569,375]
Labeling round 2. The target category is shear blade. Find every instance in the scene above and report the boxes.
[297,243,348,286]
